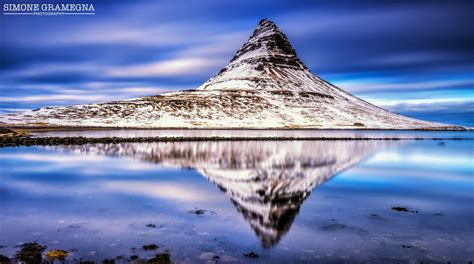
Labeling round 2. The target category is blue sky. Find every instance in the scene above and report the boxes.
[1,0,473,126]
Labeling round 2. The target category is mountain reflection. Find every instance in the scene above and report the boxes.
[50,140,389,247]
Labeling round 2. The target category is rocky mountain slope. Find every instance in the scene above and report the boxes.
[0,19,463,129]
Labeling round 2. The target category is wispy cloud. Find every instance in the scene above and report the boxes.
[107,58,222,77]
[378,101,474,127]
[0,94,109,103]
[370,97,471,107]
[335,79,474,94]
[0,85,188,105]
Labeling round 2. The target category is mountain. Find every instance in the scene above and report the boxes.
[0,19,464,129]
[49,140,393,247]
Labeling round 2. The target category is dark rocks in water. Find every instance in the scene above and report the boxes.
[130,255,139,260]
[194,209,206,215]
[319,220,368,235]
[147,253,172,264]
[368,213,385,220]
[79,260,95,264]
[401,245,413,249]
[142,244,159,251]
[67,223,82,229]
[188,208,215,215]
[15,242,46,263]
[0,255,10,264]
[0,135,470,148]
[320,222,347,231]
[146,223,157,228]
[243,251,259,258]
[103,259,116,264]
[391,206,418,213]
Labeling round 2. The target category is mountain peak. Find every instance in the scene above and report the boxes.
[198,19,311,91]
[253,18,281,37]
[230,19,299,63]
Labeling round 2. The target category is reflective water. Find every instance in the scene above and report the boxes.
[0,139,473,263]
[31,129,474,139]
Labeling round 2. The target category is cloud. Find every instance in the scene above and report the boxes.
[386,101,474,113]
[335,79,474,94]
[381,101,474,126]
[107,58,222,77]
[0,85,188,105]
[371,97,471,107]
[0,94,109,103]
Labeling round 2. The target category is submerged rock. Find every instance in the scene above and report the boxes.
[193,209,206,215]
[102,259,115,264]
[188,208,215,215]
[368,213,386,220]
[0,255,10,264]
[142,244,159,251]
[15,242,46,263]
[391,206,418,213]
[79,260,94,264]
[147,253,172,264]
[320,222,347,231]
[243,251,259,258]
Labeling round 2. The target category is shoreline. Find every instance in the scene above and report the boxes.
[0,125,471,135]
[0,135,472,147]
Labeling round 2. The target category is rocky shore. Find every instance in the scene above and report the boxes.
[0,134,471,148]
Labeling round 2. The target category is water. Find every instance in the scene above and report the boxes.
[0,135,473,263]
[31,129,474,139]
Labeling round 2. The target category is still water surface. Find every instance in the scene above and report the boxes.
[0,134,473,263]
[31,129,474,139]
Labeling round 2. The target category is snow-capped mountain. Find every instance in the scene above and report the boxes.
[0,19,463,129]
[49,140,392,247]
